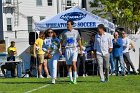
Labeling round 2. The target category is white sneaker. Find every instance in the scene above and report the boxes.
[77,74,79,78]
[39,75,44,78]
[52,78,56,84]
[83,74,85,77]
[112,73,116,75]
[85,74,88,77]
[47,75,51,78]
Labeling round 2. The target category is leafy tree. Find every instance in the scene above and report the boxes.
[89,0,140,33]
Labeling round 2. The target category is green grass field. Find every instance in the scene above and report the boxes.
[0,75,140,93]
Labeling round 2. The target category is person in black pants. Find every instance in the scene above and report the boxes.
[1,51,17,77]
[77,46,87,77]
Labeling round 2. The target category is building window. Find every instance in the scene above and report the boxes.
[7,18,12,31]
[6,0,12,4]
[65,7,72,10]
[36,0,42,6]
[40,16,45,20]
[3,7,14,14]
[48,0,52,6]
[27,17,33,32]
[67,0,72,6]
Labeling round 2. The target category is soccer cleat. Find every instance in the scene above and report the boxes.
[69,81,74,84]
[73,80,77,84]
[100,80,105,83]
[105,78,109,82]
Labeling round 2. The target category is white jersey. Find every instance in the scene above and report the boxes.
[60,29,81,48]
[122,37,130,53]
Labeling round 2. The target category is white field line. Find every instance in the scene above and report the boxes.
[24,84,50,93]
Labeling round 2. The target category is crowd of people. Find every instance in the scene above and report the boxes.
[1,20,138,84]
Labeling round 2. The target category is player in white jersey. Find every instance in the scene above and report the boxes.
[59,20,82,84]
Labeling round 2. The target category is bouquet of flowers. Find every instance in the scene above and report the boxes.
[44,38,60,59]
[82,39,88,47]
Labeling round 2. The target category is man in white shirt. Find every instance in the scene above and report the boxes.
[122,31,137,74]
[94,24,113,82]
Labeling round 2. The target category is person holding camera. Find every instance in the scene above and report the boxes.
[42,29,60,84]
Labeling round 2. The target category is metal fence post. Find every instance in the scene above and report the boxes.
[138,48,140,74]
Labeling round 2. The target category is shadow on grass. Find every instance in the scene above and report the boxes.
[0,80,104,85]
[0,81,50,84]
[56,80,100,84]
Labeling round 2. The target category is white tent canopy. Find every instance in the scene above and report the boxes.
[35,7,115,31]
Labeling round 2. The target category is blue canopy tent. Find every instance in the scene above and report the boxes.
[35,7,115,32]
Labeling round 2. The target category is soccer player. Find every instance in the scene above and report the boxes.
[59,20,82,84]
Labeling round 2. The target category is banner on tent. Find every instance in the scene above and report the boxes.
[35,7,115,31]
[45,22,96,28]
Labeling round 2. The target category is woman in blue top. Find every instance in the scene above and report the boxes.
[42,28,60,84]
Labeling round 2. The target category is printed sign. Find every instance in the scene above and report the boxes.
[60,12,87,21]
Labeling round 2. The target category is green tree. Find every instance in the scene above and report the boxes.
[89,0,140,33]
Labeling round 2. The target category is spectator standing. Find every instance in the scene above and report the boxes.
[122,31,137,74]
[112,32,125,76]
[77,39,87,77]
[34,32,50,78]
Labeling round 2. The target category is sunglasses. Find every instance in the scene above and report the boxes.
[122,33,125,34]
[48,32,53,34]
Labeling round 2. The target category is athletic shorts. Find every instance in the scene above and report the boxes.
[65,48,78,65]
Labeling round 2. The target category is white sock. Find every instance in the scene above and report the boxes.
[69,72,73,81]
[73,71,77,81]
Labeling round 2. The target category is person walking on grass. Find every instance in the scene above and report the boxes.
[112,32,125,76]
[59,20,82,84]
[34,31,50,78]
[121,31,137,75]
[94,24,113,82]
[42,29,60,84]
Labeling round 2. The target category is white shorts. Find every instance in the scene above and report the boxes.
[65,48,78,65]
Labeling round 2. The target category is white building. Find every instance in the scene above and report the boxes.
[2,0,82,39]
[1,0,82,71]
[85,0,104,12]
